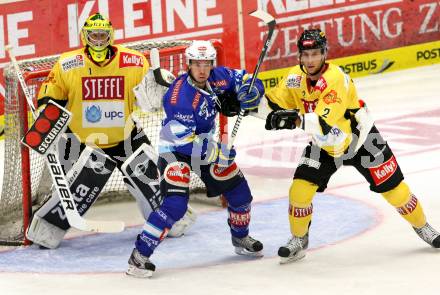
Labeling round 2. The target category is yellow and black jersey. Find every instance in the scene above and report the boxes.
[38,45,149,148]
[266,63,361,157]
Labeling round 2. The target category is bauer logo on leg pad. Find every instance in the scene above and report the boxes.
[22,101,71,156]
[43,147,117,230]
[164,162,191,187]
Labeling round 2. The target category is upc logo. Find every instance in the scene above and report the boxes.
[85,105,102,123]
[105,111,124,119]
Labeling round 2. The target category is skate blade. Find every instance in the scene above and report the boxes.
[126,265,154,278]
[279,250,306,264]
[234,247,264,257]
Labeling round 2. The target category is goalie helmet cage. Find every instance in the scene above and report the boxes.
[0,40,228,246]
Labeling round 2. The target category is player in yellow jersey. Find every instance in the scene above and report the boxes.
[26,13,195,249]
[263,29,440,263]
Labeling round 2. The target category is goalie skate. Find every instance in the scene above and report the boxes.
[126,248,156,278]
[278,233,309,264]
[232,235,263,257]
[414,223,440,248]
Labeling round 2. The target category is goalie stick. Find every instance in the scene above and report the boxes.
[5,45,125,234]
[228,10,276,149]
[150,48,172,87]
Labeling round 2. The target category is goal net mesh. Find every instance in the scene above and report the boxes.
[0,40,226,245]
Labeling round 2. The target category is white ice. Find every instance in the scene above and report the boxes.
[1,64,440,295]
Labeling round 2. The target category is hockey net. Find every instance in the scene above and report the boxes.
[0,40,227,245]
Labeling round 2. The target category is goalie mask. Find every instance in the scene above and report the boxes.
[81,13,114,63]
[185,40,216,65]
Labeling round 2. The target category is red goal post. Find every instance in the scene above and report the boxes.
[0,40,227,246]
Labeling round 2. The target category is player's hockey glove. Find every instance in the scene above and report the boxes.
[237,78,264,111]
[202,141,236,167]
[217,143,236,167]
[217,92,242,117]
[265,109,300,130]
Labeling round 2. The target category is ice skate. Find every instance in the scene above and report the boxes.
[126,248,156,278]
[413,223,440,248]
[278,233,309,264]
[232,235,264,257]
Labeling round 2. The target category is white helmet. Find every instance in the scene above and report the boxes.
[185,40,216,64]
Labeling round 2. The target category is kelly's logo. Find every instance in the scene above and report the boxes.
[369,155,398,185]
[119,52,144,68]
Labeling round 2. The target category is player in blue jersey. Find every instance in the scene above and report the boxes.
[126,40,265,278]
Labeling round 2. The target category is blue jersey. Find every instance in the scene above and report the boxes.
[159,66,246,156]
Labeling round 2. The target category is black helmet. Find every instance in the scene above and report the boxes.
[297,29,327,52]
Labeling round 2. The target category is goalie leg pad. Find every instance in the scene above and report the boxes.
[167,205,197,237]
[28,146,117,247]
[26,214,67,249]
[122,145,196,237]
[121,143,163,219]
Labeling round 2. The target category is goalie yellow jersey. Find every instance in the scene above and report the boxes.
[38,45,149,148]
[266,63,361,157]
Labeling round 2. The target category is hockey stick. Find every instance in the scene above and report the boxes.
[150,48,172,87]
[228,10,276,149]
[6,45,125,233]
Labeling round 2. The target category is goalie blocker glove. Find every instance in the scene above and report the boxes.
[22,101,71,156]
[265,109,300,130]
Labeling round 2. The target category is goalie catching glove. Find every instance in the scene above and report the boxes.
[133,68,176,112]
[265,109,300,130]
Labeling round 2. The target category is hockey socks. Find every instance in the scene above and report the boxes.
[136,195,188,257]
[224,180,253,238]
[381,182,426,228]
[288,179,318,237]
